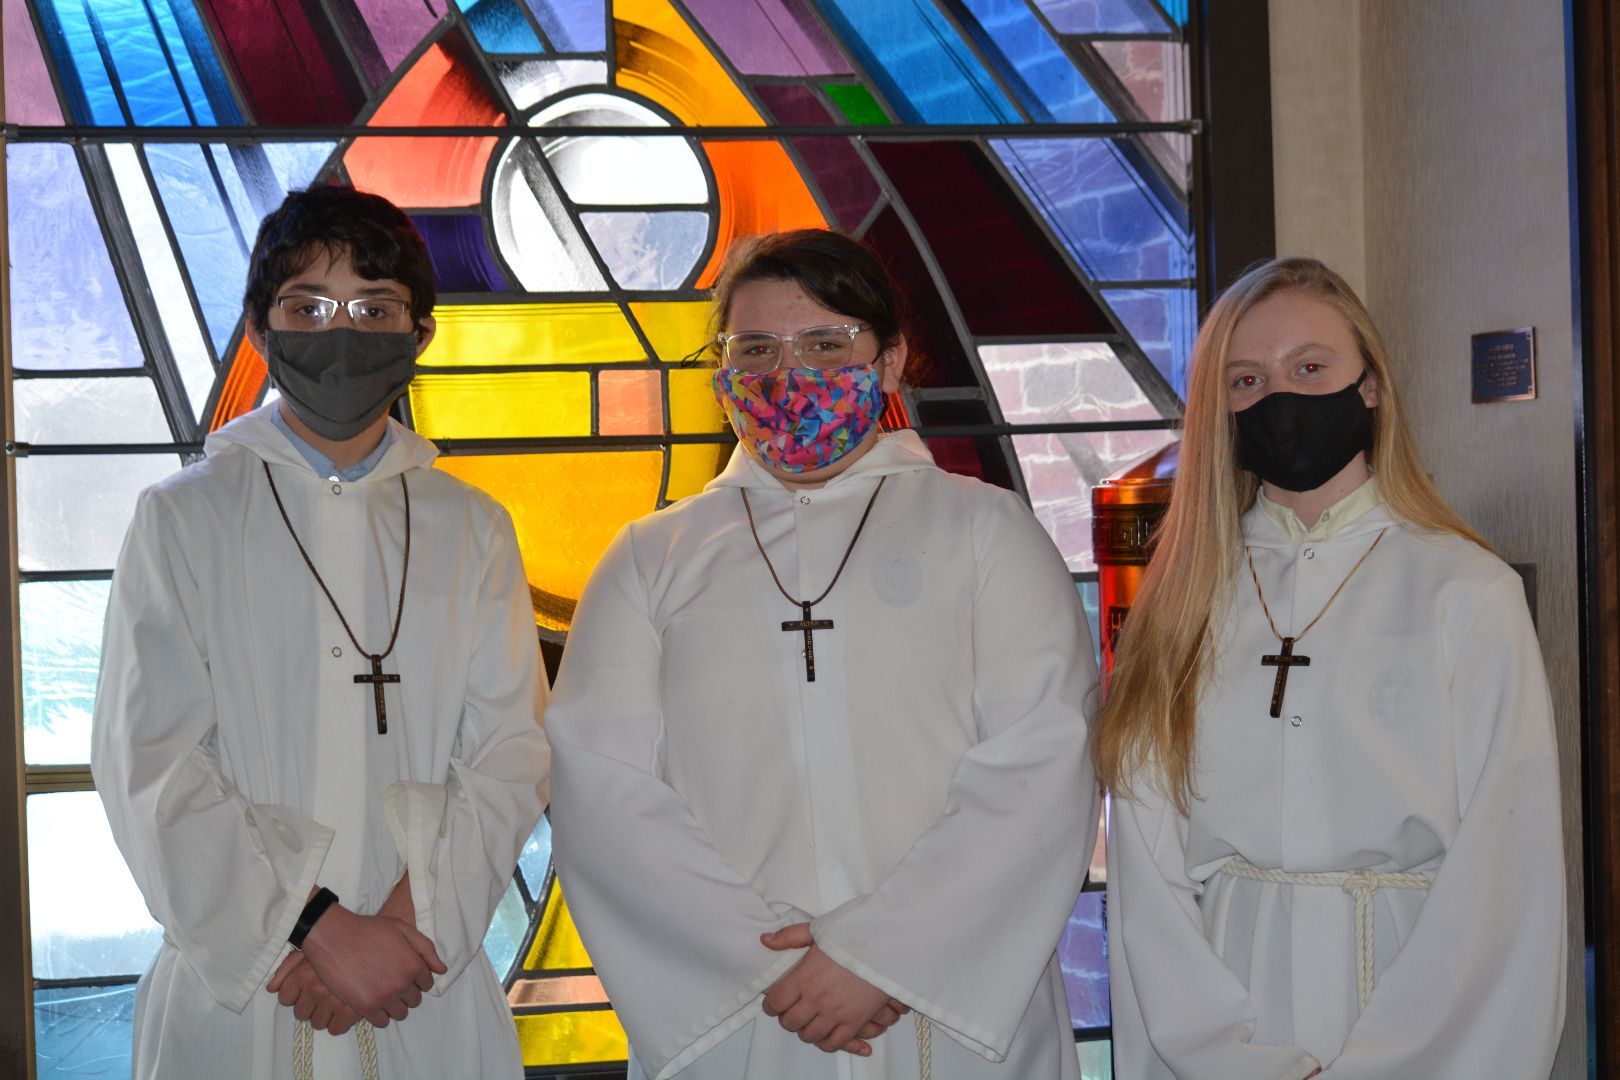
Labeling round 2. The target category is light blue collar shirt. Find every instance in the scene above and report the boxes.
[270,404,396,481]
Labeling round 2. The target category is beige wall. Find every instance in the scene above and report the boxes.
[1270,2,1587,1077]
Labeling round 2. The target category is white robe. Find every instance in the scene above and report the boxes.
[91,406,549,1080]
[1107,499,1566,1079]
[545,432,1097,1080]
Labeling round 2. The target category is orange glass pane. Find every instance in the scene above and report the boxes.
[408,373,591,439]
[696,141,828,287]
[345,41,505,207]
[423,303,646,367]
[435,451,663,631]
[667,367,728,435]
[627,300,712,362]
[665,443,731,502]
[515,1010,628,1067]
[598,370,663,435]
[614,0,763,125]
[211,336,267,430]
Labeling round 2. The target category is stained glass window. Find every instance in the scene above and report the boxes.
[5,1,1196,1075]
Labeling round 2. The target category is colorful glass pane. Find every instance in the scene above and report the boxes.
[751,85,883,229]
[4,0,63,123]
[145,143,251,355]
[489,138,611,291]
[7,143,144,372]
[1011,430,1176,571]
[1035,0,1173,34]
[192,0,367,125]
[628,301,711,362]
[423,303,644,366]
[515,1010,629,1066]
[497,58,608,110]
[1094,40,1187,122]
[413,214,513,293]
[598,369,664,434]
[665,443,731,502]
[20,580,111,767]
[613,0,765,125]
[1101,287,1197,395]
[455,0,546,53]
[535,95,708,204]
[351,0,448,74]
[696,141,828,287]
[680,0,850,76]
[858,206,977,390]
[1061,890,1111,1029]
[410,372,593,438]
[980,342,1164,427]
[34,984,138,1080]
[484,877,530,979]
[667,367,727,434]
[582,211,710,289]
[27,792,163,980]
[525,0,606,50]
[821,83,889,126]
[957,0,1114,123]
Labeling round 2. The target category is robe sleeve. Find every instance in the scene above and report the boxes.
[92,488,335,1013]
[545,525,805,1080]
[1105,790,1324,1079]
[384,506,550,993]
[807,491,1097,1062]
[1322,574,1565,1078]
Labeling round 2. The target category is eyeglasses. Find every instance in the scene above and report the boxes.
[715,323,871,374]
[274,294,414,332]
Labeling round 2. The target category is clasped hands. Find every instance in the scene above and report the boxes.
[265,874,446,1035]
[760,922,910,1057]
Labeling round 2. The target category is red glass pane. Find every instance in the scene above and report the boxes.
[751,84,881,231]
[866,140,1112,337]
[860,206,976,389]
[193,0,368,125]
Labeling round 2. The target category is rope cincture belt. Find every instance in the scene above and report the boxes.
[294,1018,380,1080]
[1220,857,1434,1012]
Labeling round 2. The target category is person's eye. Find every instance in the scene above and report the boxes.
[742,342,776,356]
[805,339,841,352]
[1232,373,1261,390]
[294,302,324,318]
[355,303,388,321]
[1298,362,1324,376]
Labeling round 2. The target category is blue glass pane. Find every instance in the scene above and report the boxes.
[21,579,111,767]
[813,0,1022,124]
[517,814,553,894]
[146,143,251,356]
[1060,889,1110,1029]
[1077,579,1102,674]
[483,876,529,981]
[581,211,710,290]
[1102,287,1196,396]
[263,142,338,193]
[414,214,512,292]
[524,0,605,50]
[152,0,244,123]
[992,138,1191,281]
[958,0,1113,123]
[456,0,545,53]
[1035,0,1173,34]
[31,0,126,123]
[6,144,144,372]
[35,983,137,1080]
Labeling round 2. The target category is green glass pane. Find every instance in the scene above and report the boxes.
[822,83,888,125]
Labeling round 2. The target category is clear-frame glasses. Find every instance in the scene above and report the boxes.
[274,294,413,332]
[716,323,872,374]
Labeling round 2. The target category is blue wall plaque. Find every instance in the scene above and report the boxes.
[1471,326,1536,403]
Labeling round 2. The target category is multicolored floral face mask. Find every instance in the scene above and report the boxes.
[712,363,886,474]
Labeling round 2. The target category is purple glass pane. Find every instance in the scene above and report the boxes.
[3,0,62,123]
[1102,288,1196,396]
[1060,888,1111,1029]
[7,144,144,372]
[524,0,606,51]
[1093,40,1186,122]
[1035,0,1171,34]
[352,0,449,73]
[413,214,512,292]
[788,137,882,231]
[992,138,1191,282]
[681,0,849,76]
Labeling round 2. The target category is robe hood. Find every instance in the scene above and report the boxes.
[204,404,439,481]
[704,428,939,492]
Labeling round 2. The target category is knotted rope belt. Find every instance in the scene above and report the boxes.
[294,1019,380,1080]
[1220,857,1434,1011]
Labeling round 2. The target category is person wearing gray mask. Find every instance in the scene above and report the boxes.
[91,184,548,1080]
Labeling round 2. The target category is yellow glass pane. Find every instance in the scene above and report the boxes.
[628,300,713,363]
[435,452,663,631]
[524,881,594,971]
[668,367,727,435]
[420,303,645,366]
[665,443,730,502]
[598,370,663,435]
[614,0,763,125]
[409,373,591,439]
[516,1009,628,1067]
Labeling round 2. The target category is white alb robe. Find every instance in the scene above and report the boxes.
[92,406,549,1080]
[1107,497,1566,1079]
[546,432,1097,1080]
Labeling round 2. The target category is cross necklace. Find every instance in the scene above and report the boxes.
[1246,528,1387,718]
[263,462,410,734]
[740,476,887,682]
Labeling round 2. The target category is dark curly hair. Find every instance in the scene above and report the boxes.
[242,184,435,331]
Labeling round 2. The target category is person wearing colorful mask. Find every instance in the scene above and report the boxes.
[546,229,1096,1080]
[1096,257,1565,1079]
[92,184,548,1080]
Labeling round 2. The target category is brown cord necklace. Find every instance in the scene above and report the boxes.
[740,476,886,682]
[263,461,410,733]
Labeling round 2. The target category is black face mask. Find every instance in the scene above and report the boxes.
[1234,371,1374,492]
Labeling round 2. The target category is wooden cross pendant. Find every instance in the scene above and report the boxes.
[782,602,834,682]
[1260,637,1311,719]
[354,653,401,734]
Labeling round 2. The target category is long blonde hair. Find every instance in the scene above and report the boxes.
[1092,257,1489,814]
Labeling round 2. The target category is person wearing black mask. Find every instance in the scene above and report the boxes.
[92,184,547,1080]
[1092,257,1565,1079]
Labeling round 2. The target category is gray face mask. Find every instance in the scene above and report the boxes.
[264,328,418,441]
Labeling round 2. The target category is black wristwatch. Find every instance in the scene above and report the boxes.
[289,887,340,951]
